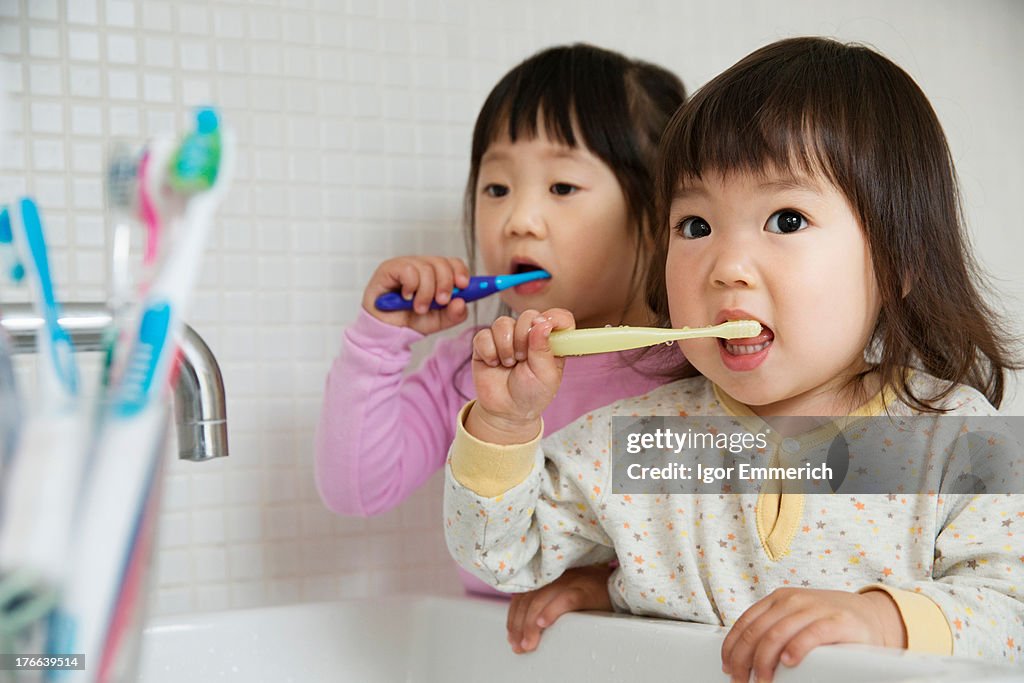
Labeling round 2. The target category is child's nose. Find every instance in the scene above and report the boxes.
[503,194,547,239]
[709,246,757,289]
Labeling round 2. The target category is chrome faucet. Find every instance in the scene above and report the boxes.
[0,302,228,461]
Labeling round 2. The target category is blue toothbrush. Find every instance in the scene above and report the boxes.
[0,206,25,283]
[17,198,78,399]
[374,270,551,311]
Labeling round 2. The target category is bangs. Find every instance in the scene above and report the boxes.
[659,39,885,201]
[477,76,582,150]
[471,46,634,160]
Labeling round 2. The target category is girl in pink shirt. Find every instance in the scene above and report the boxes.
[315,43,687,595]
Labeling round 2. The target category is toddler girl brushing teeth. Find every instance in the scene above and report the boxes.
[445,37,1023,680]
[315,44,688,601]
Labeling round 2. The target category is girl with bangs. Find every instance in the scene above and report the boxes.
[315,45,687,602]
[444,37,1023,679]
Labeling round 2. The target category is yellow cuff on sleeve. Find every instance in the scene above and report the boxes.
[448,401,542,498]
[858,584,953,655]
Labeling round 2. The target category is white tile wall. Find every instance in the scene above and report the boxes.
[1,0,1022,618]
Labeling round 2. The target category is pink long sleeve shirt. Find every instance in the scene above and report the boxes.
[315,309,673,595]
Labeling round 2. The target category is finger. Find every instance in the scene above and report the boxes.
[726,609,790,683]
[394,261,421,301]
[448,257,471,289]
[781,615,859,670]
[539,307,576,334]
[411,261,437,314]
[524,316,567,391]
[526,315,554,364]
[491,316,517,367]
[748,609,824,683]
[514,309,539,362]
[440,296,468,327]
[506,594,522,649]
[725,591,812,683]
[472,329,500,367]
[721,592,783,672]
[506,593,520,634]
[536,587,586,629]
[519,588,568,652]
[427,256,456,305]
[507,592,533,654]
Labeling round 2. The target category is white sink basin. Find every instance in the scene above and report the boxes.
[138,595,1023,682]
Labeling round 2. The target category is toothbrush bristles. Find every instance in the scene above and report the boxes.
[719,320,762,339]
[106,147,139,210]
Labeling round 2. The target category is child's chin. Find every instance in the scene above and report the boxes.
[713,375,776,405]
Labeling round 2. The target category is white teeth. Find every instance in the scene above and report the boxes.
[725,341,771,355]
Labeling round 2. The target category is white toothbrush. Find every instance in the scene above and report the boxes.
[58,108,234,682]
[549,320,763,357]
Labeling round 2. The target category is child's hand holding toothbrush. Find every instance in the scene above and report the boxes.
[362,256,471,335]
[465,308,574,445]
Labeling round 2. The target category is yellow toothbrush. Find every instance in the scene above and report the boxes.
[549,320,762,357]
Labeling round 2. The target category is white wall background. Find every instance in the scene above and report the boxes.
[1,0,1022,616]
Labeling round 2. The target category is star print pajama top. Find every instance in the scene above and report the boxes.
[443,372,1024,662]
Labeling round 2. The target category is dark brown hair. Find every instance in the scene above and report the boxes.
[454,44,689,397]
[649,36,1020,411]
[464,43,687,320]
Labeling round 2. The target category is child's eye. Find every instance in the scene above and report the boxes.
[673,216,712,239]
[550,183,578,196]
[765,210,808,234]
[483,184,509,198]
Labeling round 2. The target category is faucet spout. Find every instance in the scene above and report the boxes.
[0,302,229,460]
[175,323,228,460]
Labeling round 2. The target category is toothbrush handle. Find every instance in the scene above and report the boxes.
[374,277,498,311]
[549,321,763,357]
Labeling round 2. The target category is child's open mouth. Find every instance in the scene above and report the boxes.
[510,259,550,295]
[722,330,773,355]
[718,324,774,370]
